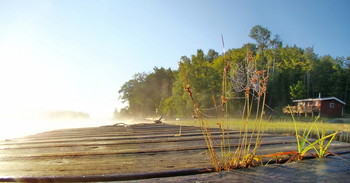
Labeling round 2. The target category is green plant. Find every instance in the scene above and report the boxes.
[287,111,340,162]
[310,124,340,158]
[292,113,318,156]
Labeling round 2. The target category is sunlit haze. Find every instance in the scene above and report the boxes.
[0,0,349,139]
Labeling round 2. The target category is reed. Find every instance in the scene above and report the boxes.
[180,50,267,171]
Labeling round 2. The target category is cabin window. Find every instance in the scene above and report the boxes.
[330,102,335,108]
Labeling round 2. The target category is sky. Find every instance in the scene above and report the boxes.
[0,0,349,121]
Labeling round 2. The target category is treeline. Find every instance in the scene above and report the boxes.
[118,25,350,118]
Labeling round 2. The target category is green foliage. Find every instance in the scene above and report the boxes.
[310,56,348,99]
[290,81,306,100]
[118,25,350,118]
[118,67,175,117]
[249,25,271,53]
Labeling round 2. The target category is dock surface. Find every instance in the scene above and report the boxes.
[1,123,350,182]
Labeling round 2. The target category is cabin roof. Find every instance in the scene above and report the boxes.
[293,97,346,105]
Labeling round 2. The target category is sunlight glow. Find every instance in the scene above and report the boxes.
[0,22,115,140]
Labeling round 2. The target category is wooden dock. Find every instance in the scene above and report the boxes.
[1,123,350,182]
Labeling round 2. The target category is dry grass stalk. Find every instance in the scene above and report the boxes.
[181,50,268,171]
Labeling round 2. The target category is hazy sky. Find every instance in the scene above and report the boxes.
[0,0,349,119]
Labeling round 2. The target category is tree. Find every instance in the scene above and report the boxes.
[267,34,283,74]
[310,55,337,98]
[118,72,147,116]
[249,25,271,54]
[206,49,219,63]
[302,47,317,98]
[159,49,223,117]
[290,81,306,100]
[249,25,273,76]
[118,67,175,117]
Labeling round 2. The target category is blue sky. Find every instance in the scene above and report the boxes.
[0,0,349,119]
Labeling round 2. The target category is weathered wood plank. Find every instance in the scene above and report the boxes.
[0,123,349,181]
[132,154,350,183]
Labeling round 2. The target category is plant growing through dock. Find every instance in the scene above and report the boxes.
[181,49,268,171]
[313,124,340,158]
[286,109,341,162]
[220,50,268,170]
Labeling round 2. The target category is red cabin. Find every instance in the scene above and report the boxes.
[283,97,346,117]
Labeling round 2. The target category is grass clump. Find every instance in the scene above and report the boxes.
[181,50,267,171]
[314,124,340,157]
[285,108,341,162]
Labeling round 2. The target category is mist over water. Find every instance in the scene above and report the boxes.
[0,111,158,141]
[0,112,117,140]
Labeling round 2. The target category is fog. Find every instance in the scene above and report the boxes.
[0,110,160,140]
[0,110,116,140]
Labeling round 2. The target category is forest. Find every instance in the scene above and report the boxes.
[118,25,350,118]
